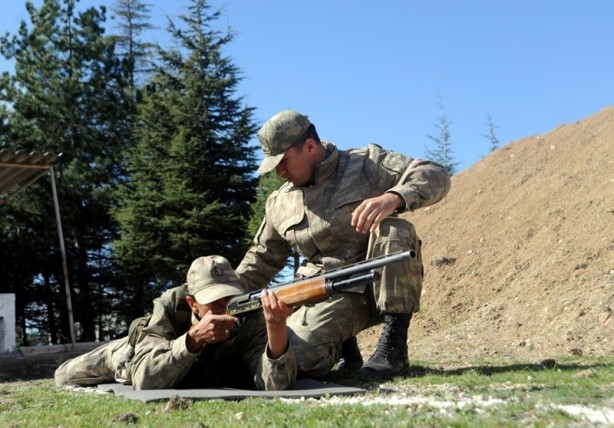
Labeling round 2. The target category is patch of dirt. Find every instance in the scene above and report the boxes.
[359,106,614,362]
[0,351,79,382]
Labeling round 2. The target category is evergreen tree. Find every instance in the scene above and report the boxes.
[482,113,500,153]
[0,190,62,345]
[246,172,285,239]
[245,172,299,277]
[426,98,460,175]
[113,0,258,317]
[111,0,155,99]
[0,0,133,342]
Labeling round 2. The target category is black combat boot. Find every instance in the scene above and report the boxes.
[335,336,363,371]
[358,313,412,380]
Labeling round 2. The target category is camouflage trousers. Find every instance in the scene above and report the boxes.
[54,337,133,387]
[287,291,370,378]
[287,217,423,377]
[368,217,423,314]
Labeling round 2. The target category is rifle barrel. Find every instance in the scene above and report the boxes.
[325,271,380,294]
[315,249,416,281]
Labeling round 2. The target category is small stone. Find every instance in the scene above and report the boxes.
[432,256,456,267]
[540,358,557,368]
[164,395,191,412]
[114,412,138,423]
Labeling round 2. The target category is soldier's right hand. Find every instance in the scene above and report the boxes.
[186,310,238,351]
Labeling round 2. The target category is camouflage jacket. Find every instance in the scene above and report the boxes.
[236,141,450,289]
[130,285,296,390]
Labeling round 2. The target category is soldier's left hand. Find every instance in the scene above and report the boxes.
[261,289,293,324]
[351,193,405,233]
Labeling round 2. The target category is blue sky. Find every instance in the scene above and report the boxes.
[2,0,613,172]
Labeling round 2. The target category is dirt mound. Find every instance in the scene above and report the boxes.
[359,106,614,361]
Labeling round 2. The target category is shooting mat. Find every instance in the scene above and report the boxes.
[97,378,366,403]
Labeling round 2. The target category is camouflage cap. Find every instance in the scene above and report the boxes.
[187,255,244,305]
[256,110,312,174]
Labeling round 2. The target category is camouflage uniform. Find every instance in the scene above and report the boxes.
[55,284,297,390]
[54,336,134,387]
[237,141,450,376]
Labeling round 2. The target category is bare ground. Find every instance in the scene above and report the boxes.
[0,351,79,382]
[359,106,614,362]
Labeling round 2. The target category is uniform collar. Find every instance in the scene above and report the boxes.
[303,141,338,187]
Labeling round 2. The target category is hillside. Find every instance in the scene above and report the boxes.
[2,108,611,381]
[359,106,614,361]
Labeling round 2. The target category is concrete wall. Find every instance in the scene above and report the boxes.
[0,294,16,353]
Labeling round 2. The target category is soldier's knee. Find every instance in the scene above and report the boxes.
[292,339,337,378]
[375,218,418,245]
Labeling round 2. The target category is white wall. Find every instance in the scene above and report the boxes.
[0,294,16,352]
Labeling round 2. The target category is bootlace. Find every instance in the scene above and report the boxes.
[371,320,395,359]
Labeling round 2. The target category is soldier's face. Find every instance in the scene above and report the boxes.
[189,296,232,317]
[274,139,316,186]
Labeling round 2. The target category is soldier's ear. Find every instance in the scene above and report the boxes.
[304,137,316,151]
[185,295,200,313]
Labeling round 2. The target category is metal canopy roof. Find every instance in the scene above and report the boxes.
[0,149,60,205]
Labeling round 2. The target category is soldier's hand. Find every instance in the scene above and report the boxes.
[351,193,405,233]
[261,289,292,358]
[186,310,238,351]
[261,289,293,325]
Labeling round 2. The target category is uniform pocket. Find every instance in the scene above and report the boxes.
[329,187,372,241]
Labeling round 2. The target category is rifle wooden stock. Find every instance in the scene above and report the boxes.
[226,250,415,316]
[226,272,379,316]
[270,277,328,307]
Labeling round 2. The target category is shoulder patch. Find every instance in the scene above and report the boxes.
[381,149,412,174]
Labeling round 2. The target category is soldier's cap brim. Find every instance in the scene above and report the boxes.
[257,152,285,175]
[193,283,243,305]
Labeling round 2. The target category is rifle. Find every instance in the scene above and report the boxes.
[226,250,416,316]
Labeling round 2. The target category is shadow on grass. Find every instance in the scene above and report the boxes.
[406,360,613,377]
[322,359,614,388]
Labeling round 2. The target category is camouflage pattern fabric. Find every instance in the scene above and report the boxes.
[236,142,450,376]
[287,292,371,378]
[130,286,296,391]
[367,217,424,313]
[55,285,297,391]
[55,336,133,387]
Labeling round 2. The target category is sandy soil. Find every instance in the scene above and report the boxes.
[359,106,614,362]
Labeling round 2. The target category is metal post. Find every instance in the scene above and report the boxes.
[49,166,76,346]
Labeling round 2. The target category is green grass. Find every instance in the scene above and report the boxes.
[1,356,612,427]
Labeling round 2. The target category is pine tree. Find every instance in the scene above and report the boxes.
[246,172,285,239]
[0,190,61,345]
[482,113,500,153]
[0,0,133,342]
[111,0,155,99]
[245,172,299,277]
[426,98,460,175]
[113,0,258,317]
